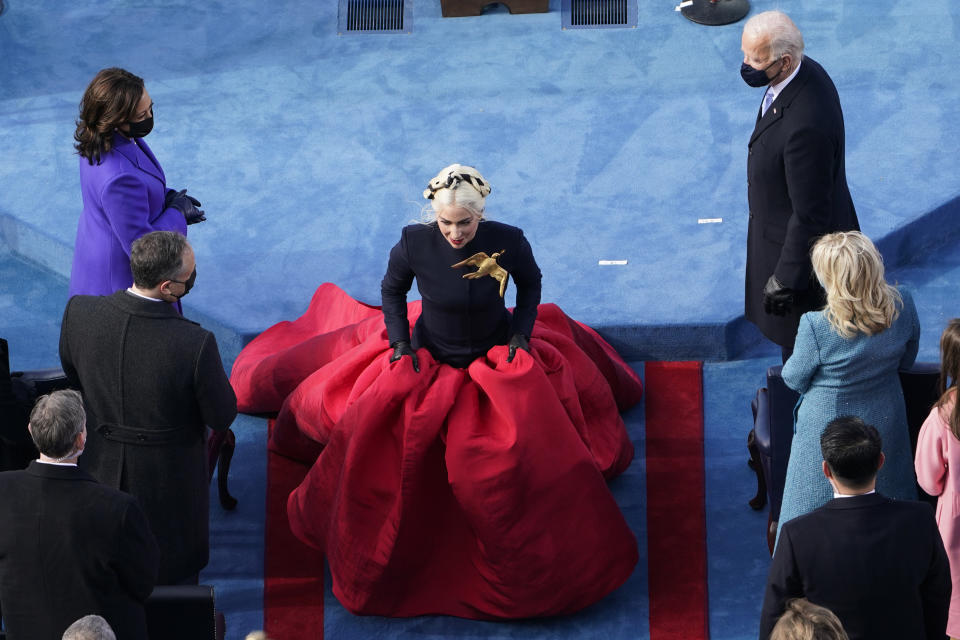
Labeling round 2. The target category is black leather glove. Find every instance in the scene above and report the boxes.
[165,189,206,225]
[389,341,419,373]
[762,275,794,316]
[507,333,530,363]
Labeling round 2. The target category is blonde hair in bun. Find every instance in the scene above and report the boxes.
[421,163,490,222]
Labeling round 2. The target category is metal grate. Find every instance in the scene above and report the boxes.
[562,0,636,29]
[338,0,410,34]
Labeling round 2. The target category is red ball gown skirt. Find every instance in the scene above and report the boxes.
[231,283,643,619]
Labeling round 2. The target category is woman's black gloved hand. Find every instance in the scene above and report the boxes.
[507,333,529,363]
[389,340,419,373]
[165,188,206,225]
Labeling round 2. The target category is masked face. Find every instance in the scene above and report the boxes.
[126,114,154,138]
[169,268,197,300]
[740,58,783,88]
[740,31,786,88]
[122,88,154,138]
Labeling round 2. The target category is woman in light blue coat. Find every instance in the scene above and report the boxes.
[777,231,919,539]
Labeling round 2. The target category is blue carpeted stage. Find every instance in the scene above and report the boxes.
[2,1,959,638]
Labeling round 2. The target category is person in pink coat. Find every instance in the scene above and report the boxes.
[916,317,960,640]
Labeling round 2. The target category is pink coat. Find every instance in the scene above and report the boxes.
[915,397,960,637]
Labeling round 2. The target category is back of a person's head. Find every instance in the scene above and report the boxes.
[130,230,187,288]
[819,416,882,489]
[29,389,85,459]
[811,230,900,338]
[62,614,116,640]
[771,598,849,640]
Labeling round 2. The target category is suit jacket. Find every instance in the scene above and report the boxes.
[69,132,187,298]
[759,493,951,640]
[0,462,158,640]
[746,57,859,347]
[59,291,237,583]
[0,338,34,471]
[381,220,542,368]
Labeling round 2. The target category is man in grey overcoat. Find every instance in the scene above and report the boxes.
[60,230,237,584]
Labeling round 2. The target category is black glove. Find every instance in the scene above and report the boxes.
[762,275,794,316]
[507,333,530,363]
[165,189,206,225]
[389,341,419,373]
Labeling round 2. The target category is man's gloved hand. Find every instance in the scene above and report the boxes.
[763,275,794,316]
[389,341,419,373]
[507,333,530,363]
[165,189,206,225]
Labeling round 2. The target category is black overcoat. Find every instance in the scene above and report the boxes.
[759,493,951,640]
[381,220,542,367]
[0,462,158,639]
[746,57,860,347]
[59,291,237,583]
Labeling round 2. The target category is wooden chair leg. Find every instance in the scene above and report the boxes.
[767,517,777,556]
[217,429,238,510]
[747,428,767,510]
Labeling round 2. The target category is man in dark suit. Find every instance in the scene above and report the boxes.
[59,231,237,585]
[759,416,951,639]
[0,337,35,470]
[0,390,158,639]
[741,11,860,360]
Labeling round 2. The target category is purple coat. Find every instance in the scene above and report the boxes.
[69,132,187,297]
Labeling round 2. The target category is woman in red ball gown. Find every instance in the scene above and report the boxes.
[231,164,643,619]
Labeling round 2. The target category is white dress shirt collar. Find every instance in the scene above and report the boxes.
[767,57,802,104]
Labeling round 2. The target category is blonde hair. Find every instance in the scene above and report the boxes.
[771,599,849,640]
[811,231,901,338]
[419,164,489,224]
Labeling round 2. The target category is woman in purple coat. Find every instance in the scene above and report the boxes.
[70,68,204,298]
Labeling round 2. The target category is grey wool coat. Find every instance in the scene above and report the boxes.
[60,291,237,584]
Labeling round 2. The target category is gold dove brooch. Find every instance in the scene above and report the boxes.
[451,250,509,297]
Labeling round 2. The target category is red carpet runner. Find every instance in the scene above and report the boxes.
[264,421,325,638]
[263,363,707,638]
[644,361,708,640]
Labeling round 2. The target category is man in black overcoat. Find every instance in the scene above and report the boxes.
[759,416,951,639]
[59,231,237,584]
[0,390,158,639]
[741,11,860,359]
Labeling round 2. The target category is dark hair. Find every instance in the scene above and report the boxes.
[936,319,960,441]
[819,416,882,488]
[130,231,187,288]
[74,68,144,164]
[29,389,86,458]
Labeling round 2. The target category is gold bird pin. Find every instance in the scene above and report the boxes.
[451,250,509,297]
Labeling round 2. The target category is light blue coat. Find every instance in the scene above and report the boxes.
[777,288,920,539]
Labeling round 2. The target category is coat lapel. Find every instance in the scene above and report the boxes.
[113,133,166,185]
[749,56,813,146]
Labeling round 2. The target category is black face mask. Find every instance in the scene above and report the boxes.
[126,114,154,138]
[169,268,196,300]
[740,58,782,88]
